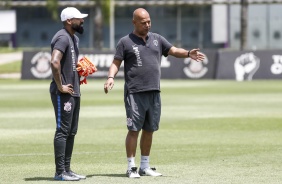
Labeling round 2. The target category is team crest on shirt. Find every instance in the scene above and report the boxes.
[64,102,72,113]
[153,40,158,46]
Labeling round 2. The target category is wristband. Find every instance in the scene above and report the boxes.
[108,76,114,79]
[187,50,190,58]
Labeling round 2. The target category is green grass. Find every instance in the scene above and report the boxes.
[0,79,282,184]
[0,61,21,74]
[0,47,22,53]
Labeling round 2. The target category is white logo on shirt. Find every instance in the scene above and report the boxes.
[153,40,158,46]
[71,46,76,71]
[132,45,142,66]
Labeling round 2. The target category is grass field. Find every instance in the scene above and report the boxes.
[0,79,282,184]
[0,61,21,74]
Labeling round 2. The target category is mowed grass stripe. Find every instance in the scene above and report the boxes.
[0,79,282,184]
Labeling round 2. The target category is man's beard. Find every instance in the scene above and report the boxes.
[72,24,84,34]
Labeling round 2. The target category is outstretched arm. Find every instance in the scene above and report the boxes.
[168,46,205,62]
[104,59,122,94]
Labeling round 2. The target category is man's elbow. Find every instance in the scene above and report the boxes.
[51,60,60,70]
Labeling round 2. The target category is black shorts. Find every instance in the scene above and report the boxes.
[124,91,161,132]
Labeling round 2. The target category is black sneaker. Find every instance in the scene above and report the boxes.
[66,170,86,180]
[54,171,80,181]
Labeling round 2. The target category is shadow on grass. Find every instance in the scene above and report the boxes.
[24,174,124,181]
[24,177,54,181]
[88,174,125,177]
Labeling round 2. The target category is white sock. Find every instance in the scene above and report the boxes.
[140,155,150,170]
[127,157,136,170]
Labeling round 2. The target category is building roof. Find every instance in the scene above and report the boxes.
[1,0,282,7]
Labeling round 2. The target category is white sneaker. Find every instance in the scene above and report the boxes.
[54,171,80,181]
[66,170,86,179]
[126,167,140,178]
[138,167,162,176]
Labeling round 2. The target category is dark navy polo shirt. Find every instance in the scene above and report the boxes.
[114,32,172,93]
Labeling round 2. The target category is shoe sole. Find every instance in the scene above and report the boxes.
[54,177,80,181]
[126,173,140,178]
[139,172,162,177]
[128,176,140,178]
[54,178,80,181]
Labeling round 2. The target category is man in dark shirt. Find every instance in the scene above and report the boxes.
[104,8,205,178]
[50,7,88,181]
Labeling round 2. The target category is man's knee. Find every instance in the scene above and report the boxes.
[142,129,154,136]
[127,130,139,137]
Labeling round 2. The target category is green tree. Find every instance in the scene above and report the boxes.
[92,0,110,49]
[46,0,59,21]
[0,0,12,9]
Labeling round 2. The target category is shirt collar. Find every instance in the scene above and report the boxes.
[131,32,150,41]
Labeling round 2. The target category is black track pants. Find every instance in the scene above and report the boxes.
[51,93,80,174]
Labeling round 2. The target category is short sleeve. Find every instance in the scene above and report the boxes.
[53,35,69,54]
[114,39,124,61]
[159,35,173,57]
